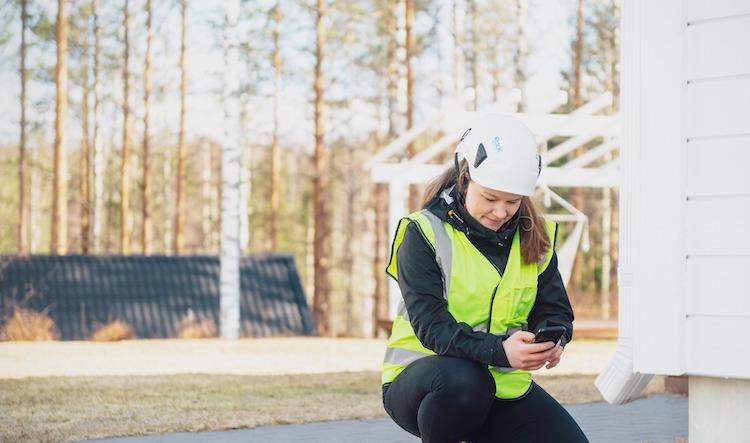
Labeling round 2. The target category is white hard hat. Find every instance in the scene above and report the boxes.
[455,113,541,196]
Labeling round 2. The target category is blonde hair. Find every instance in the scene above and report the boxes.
[420,161,550,264]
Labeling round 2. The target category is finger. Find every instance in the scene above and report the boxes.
[523,355,552,368]
[525,341,556,353]
[546,357,560,369]
[529,362,546,370]
[514,331,536,343]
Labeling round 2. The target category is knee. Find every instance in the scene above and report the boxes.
[434,360,495,409]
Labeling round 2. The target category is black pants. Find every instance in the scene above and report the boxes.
[382,355,588,443]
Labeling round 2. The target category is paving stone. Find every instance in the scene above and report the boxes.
[84,394,687,443]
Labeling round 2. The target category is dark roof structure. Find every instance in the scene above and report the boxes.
[0,254,315,340]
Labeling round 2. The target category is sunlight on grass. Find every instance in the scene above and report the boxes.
[0,372,666,442]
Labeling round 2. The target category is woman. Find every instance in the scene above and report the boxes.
[381,114,588,443]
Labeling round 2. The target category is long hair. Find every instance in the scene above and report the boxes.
[420,160,550,264]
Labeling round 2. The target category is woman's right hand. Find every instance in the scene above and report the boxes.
[502,330,559,370]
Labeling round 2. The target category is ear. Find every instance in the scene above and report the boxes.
[474,143,488,168]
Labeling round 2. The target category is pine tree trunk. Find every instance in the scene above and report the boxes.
[80,13,91,254]
[120,0,131,255]
[18,0,28,254]
[313,0,329,336]
[92,0,104,253]
[372,179,388,337]
[30,148,39,253]
[141,0,153,254]
[405,0,418,212]
[386,0,398,138]
[270,3,282,252]
[202,140,212,250]
[345,146,356,336]
[568,0,585,295]
[52,0,69,254]
[374,0,398,337]
[174,0,188,254]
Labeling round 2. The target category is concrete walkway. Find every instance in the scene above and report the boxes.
[0,337,616,378]
[85,394,687,443]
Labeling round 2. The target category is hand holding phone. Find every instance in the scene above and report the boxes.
[532,326,566,345]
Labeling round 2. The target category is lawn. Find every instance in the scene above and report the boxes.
[0,372,667,443]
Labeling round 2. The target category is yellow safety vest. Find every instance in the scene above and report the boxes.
[382,210,557,399]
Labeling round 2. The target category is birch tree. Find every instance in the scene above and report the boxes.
[220,0,242,339]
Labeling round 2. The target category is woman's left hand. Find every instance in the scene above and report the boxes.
[545,345,564,369]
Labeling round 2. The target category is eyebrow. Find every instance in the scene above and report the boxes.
[482,192,521,202]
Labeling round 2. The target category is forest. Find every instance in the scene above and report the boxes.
[0,0,621,337]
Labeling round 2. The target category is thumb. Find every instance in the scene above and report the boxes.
[512,331,536,343]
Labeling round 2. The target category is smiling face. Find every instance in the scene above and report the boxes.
[463,180,523,231]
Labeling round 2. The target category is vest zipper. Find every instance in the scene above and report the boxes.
[487,284,499,332]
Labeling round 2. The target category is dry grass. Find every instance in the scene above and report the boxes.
[90,320,135,342]
[174,310,218,339]
[0,307,60,341]
[0,372,670,443]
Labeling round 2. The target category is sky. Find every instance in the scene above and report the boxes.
[0,0,578,153]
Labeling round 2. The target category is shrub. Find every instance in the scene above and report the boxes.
[175,310,218,339]
[90,320,135,342]
[1,307,60,341]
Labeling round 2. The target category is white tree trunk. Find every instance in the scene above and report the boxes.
[220,0,242,340]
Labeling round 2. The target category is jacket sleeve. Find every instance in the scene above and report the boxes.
[395,221,511,367]
[527,252,575,347]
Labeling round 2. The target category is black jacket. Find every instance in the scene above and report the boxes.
[394,186,574,368]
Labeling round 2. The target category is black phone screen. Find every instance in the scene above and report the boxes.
[532,326,566,344]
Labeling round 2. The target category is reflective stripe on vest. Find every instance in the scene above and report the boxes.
[382,210,557,400]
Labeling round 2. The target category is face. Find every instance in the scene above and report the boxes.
[463,180,523,231]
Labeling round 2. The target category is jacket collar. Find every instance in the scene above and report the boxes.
[425,185,519,247]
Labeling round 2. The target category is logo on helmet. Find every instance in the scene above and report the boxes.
[493,136,502,152]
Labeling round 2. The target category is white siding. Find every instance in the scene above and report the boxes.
[686,77,750,138]
[629,0,750,377]
[686,198,750,256]
[687,257,750,317]
[629,0,686,374]
[686,16,750,80]
[687,136,750,196]
[687,0,750,22]
[686,317,750,378]
[682,0,750,380]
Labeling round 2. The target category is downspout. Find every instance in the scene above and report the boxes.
[594,0,653,404]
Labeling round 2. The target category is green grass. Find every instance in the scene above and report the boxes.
[0,372,666,443]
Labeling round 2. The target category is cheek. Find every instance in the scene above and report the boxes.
[465,195,487,218]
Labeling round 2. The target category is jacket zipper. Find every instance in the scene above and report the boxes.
[486,285,499,332]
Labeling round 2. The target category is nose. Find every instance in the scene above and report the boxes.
[492,203,509,221]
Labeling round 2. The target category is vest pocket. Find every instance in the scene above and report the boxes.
[489,285,537,332]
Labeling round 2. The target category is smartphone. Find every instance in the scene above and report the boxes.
[532,326,566,345]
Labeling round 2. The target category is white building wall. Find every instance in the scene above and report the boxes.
[683,0,750,379]
[628,0,686,375]
[628,0,750,379]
